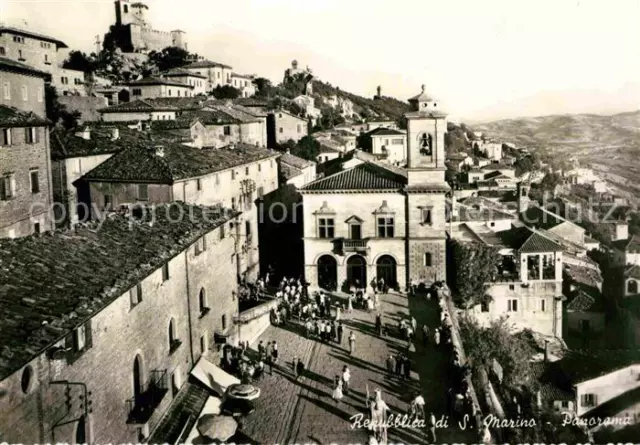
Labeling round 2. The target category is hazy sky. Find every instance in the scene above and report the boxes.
[3,0,640,122]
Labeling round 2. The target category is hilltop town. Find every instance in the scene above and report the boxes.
[2,2,640,444]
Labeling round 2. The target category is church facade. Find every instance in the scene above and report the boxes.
[299,87,450,290]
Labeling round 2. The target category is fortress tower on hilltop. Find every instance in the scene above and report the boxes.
[112,0,187,53]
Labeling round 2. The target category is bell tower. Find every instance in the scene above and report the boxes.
[404,85,450,285]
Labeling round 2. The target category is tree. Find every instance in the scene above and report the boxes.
[45,85,80,130]
[148,46,191,72]
[63,50,94,73]
[211,85,241,100]
[540,172,562,192]
[254,77,273,97]
[448,239,501,309]
[290,136,320,162]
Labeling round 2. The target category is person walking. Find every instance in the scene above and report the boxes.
[396,354,404,377]
[434,328,440,347]
[375,313,383,336]
[422,324,430,347]
[332,375,344,404]
[266,351,273,375]
[330,321,337,343]
[404,355,411,380]
[342,366,351,395]
[386,355,395,377]
[347,294,353,313]
[296,357,305,380]
[325,321,332,342]
[427,412,437,443]
[411,316,417,332]
[348,331,356,355]
[337,321,344,344]
[272,341,279,364]
[293,356,299,377]
[258,340,265,356]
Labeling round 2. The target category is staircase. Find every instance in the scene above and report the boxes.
[147,382,209,444]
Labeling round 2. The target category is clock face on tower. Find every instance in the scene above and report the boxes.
[419,133,433,156]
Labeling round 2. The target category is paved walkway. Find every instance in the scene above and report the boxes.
[241,291,478,444]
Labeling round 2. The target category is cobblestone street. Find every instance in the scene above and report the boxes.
[242,291,478,444]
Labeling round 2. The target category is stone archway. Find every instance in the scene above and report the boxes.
[376,255,397,289]
[346,255,367,287]
[317,255,337,291]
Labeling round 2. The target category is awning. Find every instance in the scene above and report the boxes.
[190,356,240,396]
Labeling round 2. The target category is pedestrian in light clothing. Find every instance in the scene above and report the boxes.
[348,332,356,355]
[342,366,351,394]
[386,355,395,376]
[427,412,437,443]
[272,341,278,363]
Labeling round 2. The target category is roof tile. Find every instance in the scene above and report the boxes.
[301,162,406,192]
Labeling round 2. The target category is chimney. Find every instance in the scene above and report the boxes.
[111,127,120,140]
[155,146,165,157]
[543,340,549,362]
[81,127,91,140]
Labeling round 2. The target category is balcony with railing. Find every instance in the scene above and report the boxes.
[126,370,169,424]
[342,238,369,253]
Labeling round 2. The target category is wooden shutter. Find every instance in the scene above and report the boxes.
[0,178,6,200]
[35,127,40,143]
[85,320,93,349]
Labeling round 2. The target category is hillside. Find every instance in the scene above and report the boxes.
[474,110,640,200]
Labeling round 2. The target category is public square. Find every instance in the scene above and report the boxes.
[241,290,478,444]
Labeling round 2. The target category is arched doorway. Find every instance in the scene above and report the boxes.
[75,416,86,444]
[376,255,397,289]
[133,355,143,401]
[317,255,337,290]
[347,255,367,287]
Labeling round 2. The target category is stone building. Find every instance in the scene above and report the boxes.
[0,25,85,95]
[99,99,179,122]
[79,141,279,281]
[112,0,188,53]
[0,57,53,238]
[299,86,450,290]
[279,152,316,188]
[360,127,407,164]
[160,68,207,96]
[283,59,312,83]
[0,203,238,443]
[182,60,234,92]
[127,76,195,99]
[230,73,256,98]
[267,108,308,147]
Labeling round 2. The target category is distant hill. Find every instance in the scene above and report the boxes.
[474,110,640,199]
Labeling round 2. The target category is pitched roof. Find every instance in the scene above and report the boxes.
[280,163,303,181]
[613,235,640,253]
[408,87,434,103]
[0,56,51,79]
[566,291,597,311]
[0,26,68,48]
[126,76,193,88]
[564,263,602,295]
[231,73,254,80]
[301,162,406,192]
[83,142,278,183]
[234,97,269,108]
[492,226,564,252]
[145,97,209,110]
[182,60,233,70]
[455,204,514,222]
[50,126,149,159]
[0,203,235,381]
[625,264,640,280]
[367,127,406,137]
[271,108,306,121]
[482,163,513,171]
[99,99,179,113]
[546,350,640,388]
[206,104,264,123]
[447,153,470,161]
[280,153,314,169]
[521,206,571,231]
[0,105,48,127]
[161,68,207,79]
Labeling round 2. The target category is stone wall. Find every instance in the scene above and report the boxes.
[58,96,108,123]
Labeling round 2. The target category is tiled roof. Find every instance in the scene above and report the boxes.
[367,127,405,137]
[494,226,564,252]
[231,73,254,80]
[531,362,574,402]
[50,126,150,159]
[146,97,209,110]
[182,60,232,70]
[0,105,48,127]
[0,26,68,48]
[99,99,178,113]
[625,264,640,280]
[613,235,640,253]
[272,108,306,121]
[447,153,469,161]
[181,109,240,126]
[206,104,264,123]
[455,204,514,222]
[280,163,303,181]
[566,290,604,312]
[0,203,236,381]
[83,142,278,183]
[582,386,640,423]
[161,68,207,79]
[301,162,406,192]
[0,56,51,79]
[280,153,314,169]
[482,163,513,171]
[521,206,567,230]
[127,76,193,88]
[234,97,269,108]
[547,350,640,387]
[318,143,341,153]
[564,263,602,294]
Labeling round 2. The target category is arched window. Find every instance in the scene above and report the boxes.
[628,279,638,295]
[123,4,128,13]
[419,133,432,156]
